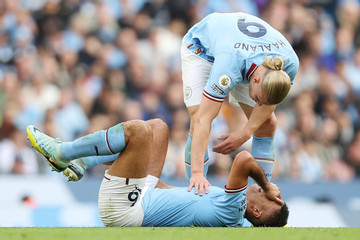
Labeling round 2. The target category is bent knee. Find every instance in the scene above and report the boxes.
[235,150,252,160]
[146,119,169,139]
[234,150,253,165]
[125,120,152,141]
[148,118,168,132]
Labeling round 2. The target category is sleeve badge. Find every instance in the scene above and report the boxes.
[218,75,232,89]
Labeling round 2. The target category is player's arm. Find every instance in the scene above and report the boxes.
[213,104,276,154]
[189,95,222,195]
[244,104,276,135]
[226,150,283,205]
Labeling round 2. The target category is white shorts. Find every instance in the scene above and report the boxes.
[181,39,256,108]
[98,171,149,227]
[181,39,213,107]
[229,84,256,107]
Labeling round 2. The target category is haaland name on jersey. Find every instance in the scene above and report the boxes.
[234,39,288,53]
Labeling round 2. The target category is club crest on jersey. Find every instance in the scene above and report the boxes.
[184,86,192,100]
[218,75,232,89]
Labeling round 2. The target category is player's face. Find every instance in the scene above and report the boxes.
[249,77,268,106]
[246,184,282,226]
[247,184,281,211]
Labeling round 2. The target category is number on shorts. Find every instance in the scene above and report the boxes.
[237,18,267,38]
[128,186,142,207]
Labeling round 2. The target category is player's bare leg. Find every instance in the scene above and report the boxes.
[106,120,153,178]
[102,119,172,189]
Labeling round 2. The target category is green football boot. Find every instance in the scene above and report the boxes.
[63,159,87,182]
[26,125,69,172]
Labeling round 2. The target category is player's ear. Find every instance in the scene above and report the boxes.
[252,207,261,219]
[253,75,261,83]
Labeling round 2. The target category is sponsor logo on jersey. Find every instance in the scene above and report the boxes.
[211,83,224,95]
[184,86,192,99]
[218,75,232,90]
[239,198,247,212]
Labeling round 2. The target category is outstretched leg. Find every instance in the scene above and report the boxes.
[26,122,127,172]
[66,119,170,182]
[27,118,169,182]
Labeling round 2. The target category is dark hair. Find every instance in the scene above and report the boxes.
[272,203,289,227]
[252,202,289,227]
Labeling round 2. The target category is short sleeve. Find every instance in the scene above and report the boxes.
[284,54,299,84]
[203,53,244,102]
[211,185,247,227]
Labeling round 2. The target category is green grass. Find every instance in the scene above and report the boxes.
[0,228,359,240]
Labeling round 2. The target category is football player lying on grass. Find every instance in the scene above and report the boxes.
[27,118,288,227]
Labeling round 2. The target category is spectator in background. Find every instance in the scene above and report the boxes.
[346,131,360,177]
[0,0,359,183]
[54,87,89,141]
[0,128,38,174]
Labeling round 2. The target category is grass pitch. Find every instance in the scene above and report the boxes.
[1,227,359,240]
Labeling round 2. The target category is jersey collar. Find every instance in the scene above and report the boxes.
[246,63,258,81]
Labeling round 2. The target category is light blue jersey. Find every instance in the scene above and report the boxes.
[184,12,299,102]
[141,186,247,227]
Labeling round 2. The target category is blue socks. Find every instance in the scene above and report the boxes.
[81,153,120,168]
[251,136,275,181]
[183,133,274,181]
[185,133,209,179]
[61,123,126,161]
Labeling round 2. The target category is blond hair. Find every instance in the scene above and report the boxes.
[262,57,291,105]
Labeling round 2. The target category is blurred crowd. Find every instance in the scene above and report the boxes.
[1,0,360,183]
